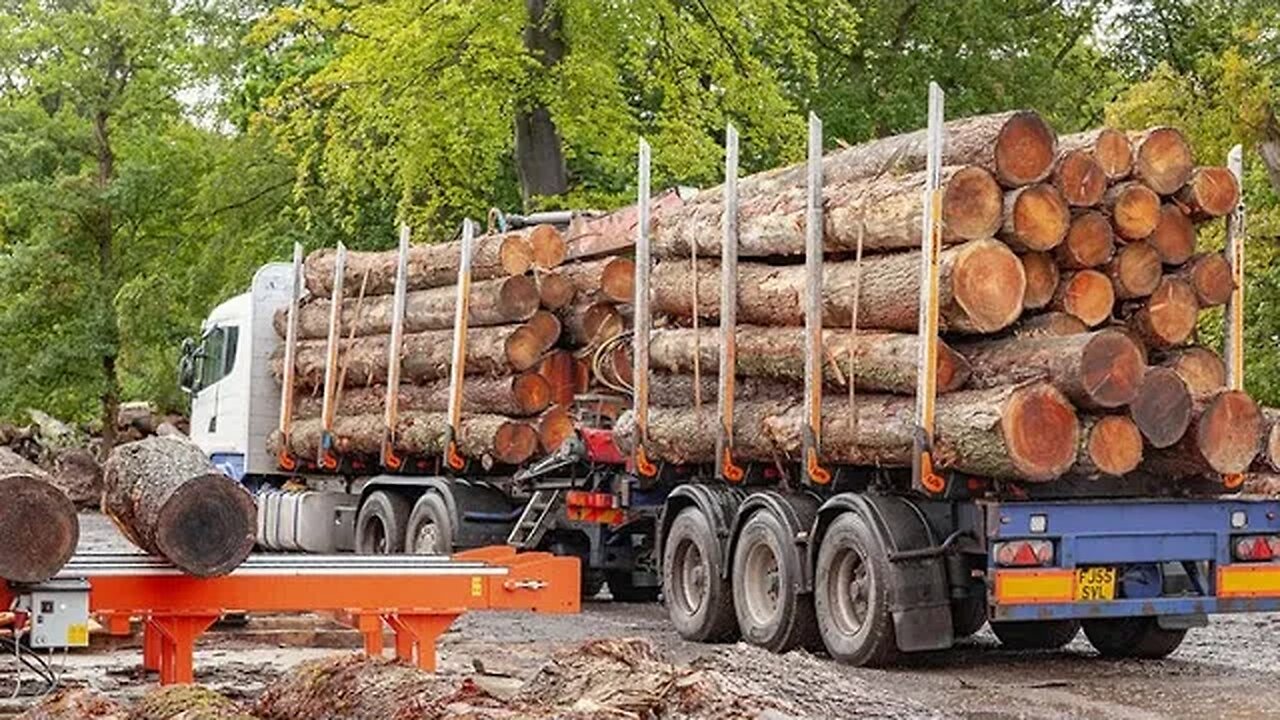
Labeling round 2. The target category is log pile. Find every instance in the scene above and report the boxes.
[613,110,1271,487]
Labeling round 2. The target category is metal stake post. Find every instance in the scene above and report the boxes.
[276,242,304,471]
[912,82,946,494]
[717,125,744,483]
[381,224,411,470]
[318,243,347,470]
[632,139,656,478]
[802,113,831,486]
[444,219,475,471]
[1225,144,1246,391]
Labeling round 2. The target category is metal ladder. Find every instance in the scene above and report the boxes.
[507,489,562,549]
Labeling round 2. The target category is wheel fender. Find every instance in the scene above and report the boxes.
[727,491,821,592]
[361,476,459,542]
[658,484,745,577]
[810,493,954,653]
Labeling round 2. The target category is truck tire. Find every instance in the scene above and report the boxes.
[582,569,607,599]
[606,570,659,602]
[662,507,737,641]
[951,596,988,639]
[355,490,411,555]
[991,619,1080,650]
[731,511,819,652]
[1083,617,1186,659]
[813,512,899,666]
[404,492,453,555]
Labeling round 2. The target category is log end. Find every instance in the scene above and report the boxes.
[1188,253,1233,307]
[995,111,1058,186]
[538,406,575,454]
[951,239,1027,333]
[1165,347,1227,395]
[0,475,78,583]
[513,372,554,416]
[1183,166,1240,218]
[580,302,625,346]
[499,234,535,276]
[537,272,576,311]
[1197,390,1263,475]
[526,310,564,353]
[529,224,568,269]
[937,342,972,393]
[1059,211,1115,269]
[943,166,1003,240]
[1087,415,1143,476]
[1009,184,1071,251]
[1149,204,1196,265]
[499,275,542,319]
[1131,367,1193,448]
[601,257,637,303]
[1136,127,1194,195]
[505,325,546,372]
[494,421,540,465]
[1058,270,1115,327]
[1094,128,1135,179]
[1001,381,1079,482]
[1139,277,1199,348]
[1080,330,1146,408]
[1020,252,1060,310]
[1055,149,1106,207]
[155,475,257,577]
[1111,183,1161,240]
[1111,241,1162,299]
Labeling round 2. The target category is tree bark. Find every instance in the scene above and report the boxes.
[1258,408,1280,473]
[0,448,78,583]
[302,232,534,297]
[1131,127,1194,195]
[651,239,1026,334]
[1172,253,1232,308]
[1106,181,1161,240]
[1021,252,1059,310]
[955,329,1144,409]
[536,270,576,310]
[1012,311,1088,339]
[1053,149,1106,207]
[1149,204,1196,265]
[1050,269,1114,327]
[514,0,568,202]
[561,298,625,347]
[1176,166,1239,219]
[648,373,798,407]
[1105,240,1162,300]
[647,326,970,394]
[1145,390,1262,476]
[1059,128,1133,180]
[1129,367,1193,449]
[538,405,574,453]
[1072,415,1143,477]
[1125,276,1199,349]
[284,275,540,339]
[1000,183,1071,251]
[101,437,255,577]
[1055,211,1114,269]
[273,413,538,466]
[294,373,551,419]
[1156,346,1226,395]
[555,256,634,303]
[256,655,458,720]
[17,688,126,720]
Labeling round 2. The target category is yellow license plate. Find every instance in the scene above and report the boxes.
[1075,567,1116,601]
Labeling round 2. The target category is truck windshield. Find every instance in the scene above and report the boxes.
[197,326,239,390]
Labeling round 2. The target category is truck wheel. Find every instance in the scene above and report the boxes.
[1083,617,1186,659]
[606,570,659,602]
[951,596,988,639]
[814,512,899,666]
[582,569,607,599]
[404,492,452,555]
[991,620,1080,650]
[732,511,819,652]
[662,507,737,641]
[355,490,410,555]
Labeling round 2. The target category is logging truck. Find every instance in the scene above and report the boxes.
[183,90,1280,666]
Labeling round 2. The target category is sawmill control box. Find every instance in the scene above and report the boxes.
[16,579,90,648]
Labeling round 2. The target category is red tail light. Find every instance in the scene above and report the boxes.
[1233,535,1280,561]
[994,540,1054,567]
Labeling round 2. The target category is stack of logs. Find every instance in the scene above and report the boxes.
[613,110,1280,487]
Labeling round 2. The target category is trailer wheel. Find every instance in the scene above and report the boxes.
[732,511,819,652]
[662,507,737,641]
[404,492,452,555]
[951,596,988,639]
[991,620,1080,650]
[814,512,898,666]
[606,571,659,602]
[1083,617,1186,659]
[355,490,411,555]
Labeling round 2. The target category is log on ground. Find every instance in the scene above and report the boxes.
[0,448,77,583]
[1106,182,1161,240]
[293,373,552,418]
[1012,311,1089,339]
[999,183,1070,251]
[1156,347,1226,395]
[275,413,537,466]
[1021,252,1060,310]
[1145,390,1262,476]
[1125,276,1199,349]
[555,256,635,303]
[101,437,255,577]
[1176,166,1240,219]
[648,372,799,407]
[1053,149,1106,207]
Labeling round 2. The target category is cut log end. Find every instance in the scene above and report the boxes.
[1094,128,1134,179]
[1108,241,1162,300]
[498,235,535,277]
[1109,182,1161,240]
[498,275,541,317]
[995,111,1058,186]
[1149,204,1196,265]
[936,343,972,393]
[601,257,637,303]
[1267,421,1280,473]
[1179,166,1240,218]
[1001,382,1079,481]
[154,475,256,578]
[1197,391,1263,474]
[1087,415,1143,476]
[1182,253,1233,308]
[1131,367,1193,448]
[0,475,78,583]
[1054,150,1106,207]
[1080,330,1146,408]
[538,406,575,453]
[513,372,554,416]
[1135,127,1194,195]
[1005,184,1070,250]
[529,224,567,269]
[1057,211,1115,269]
[951,240,1027,332]
[505,325,545,372]
[943,165,1003,239]
[494,422,539,465]
[1133,277,1198,348]
[526,310,564,353]
[1054,270,1114,327]
[1020,252,1059,310]
[1161,347,1226,395]
[537,272,575,311]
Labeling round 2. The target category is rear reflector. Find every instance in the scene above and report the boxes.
[993,569,1074,604]
[994,539,1054,567]
[1219,565,1280,598]
[1233,535,1280,562]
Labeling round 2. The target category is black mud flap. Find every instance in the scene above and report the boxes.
[893,605,954,652]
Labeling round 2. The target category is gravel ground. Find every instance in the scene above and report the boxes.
[4,513,1280,719]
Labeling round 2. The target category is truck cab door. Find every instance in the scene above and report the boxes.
[189,324,248,480]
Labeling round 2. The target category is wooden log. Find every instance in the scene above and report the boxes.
[1126,276,1199,349]
[539,351,576,406]
[301,232,534,297]
[1105,241,1162,300]
[1106,182,1161,240]
[1072,415,1144,477]
[101,437,255,577]
[1172,253,1232,308]
[955,329,1144,409]
[293,373,552,418]
[1156,346,1226,395]
[651,239,1026,334]
[526,310,563,353]
[133,685,255,720]
[1060,128,1133,180]
[564,189,688,261]
[275,324,546,389]
[1129,367,1193,449]
[1012,311,1088,339]
[1000,183,1070,251]
[1258,408,1280,472]
[538,405,575,453]
[1176,166,1239,219]
[256,655,468,720]
[529,224,568,269]
[648,373,797,407]
[1021,252,1060,310]
[562,298,625,347]
[17,688,127,720]
[0,448,77,583]
[1050,269,1114,327]
[615,380,1079,481]
[274,413,537,465]
[1132,127,1194,195]
[1145,390,1262,475]
[536,271,576,311]
[1055,211,1115,269]
[1148,204,1196,265]
[283,275,540,340]
[647,326,970,394]
[1053,149,1106,207]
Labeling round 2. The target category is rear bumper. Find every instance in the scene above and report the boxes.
[984,498,1280,621]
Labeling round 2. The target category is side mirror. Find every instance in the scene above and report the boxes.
[178,337,197,394]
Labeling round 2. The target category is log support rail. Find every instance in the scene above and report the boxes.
[318,243,348,471]
[716,124,744,483]
[913,81,946,495]
[632,138,657,478]
[444,218,476,472]
[381,224,412,471]
[803,112,831,486]
[275,242,305,472]
[1,548,580,686]
[1223,144,1246,490]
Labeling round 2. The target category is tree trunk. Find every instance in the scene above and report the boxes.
[1021,252,1059,310]
[615,380,1079,481]
[101,437,255,577]
[1145,390,1262,476]
[1105,240,1162,299]
[526,310,563,353]
[1131,127,1194,195]
[0,448,78,583]
[1053,149,1106,207]
[1149,204,1196,265]
[94,111,120,455]
[1012,311,1088,339]
[536,270,576,311]
[538,350,576,406]
[1106,181,1161,240]
[1125,276,1199,349]
[955,329,1144,409]
[651,239,1026,334]
[284,275,539,340]
[537,405,574,453]
[514,0,568,203]
[555,256,635,303]
[1050,269,1114,327]
[294,373,551,418]
[561,298,625,347]
[528,223,567,269]
[1172,253,1232,308]
[648,373,798,407]
[1059,128,1133,180]
[302,232,534,297]
[563,189,687,261]
[1000,183,1070,251]
[1129,367,1193,449]
[647,326,970,394]
[1176,166,1239,219]
[274,413,538,466]
[1072,415,1143,477]
[1156,346,1226,395]
[1055,211,1114,269]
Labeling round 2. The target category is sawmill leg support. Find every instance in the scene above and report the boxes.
[143,622,161,671]
[147,614,219,685]
[356,612,385,658]
[102,613,132,636]
[384,613,460,671]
